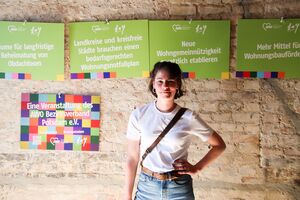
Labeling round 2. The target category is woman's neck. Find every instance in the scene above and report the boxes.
[155,99,176,113]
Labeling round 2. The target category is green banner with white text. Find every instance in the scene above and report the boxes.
[0,21,64,80]
[69,20,149,79]
[149,20,230,79]
[237,19,300,78]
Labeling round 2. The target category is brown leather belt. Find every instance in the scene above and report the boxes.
[141,167,182,181]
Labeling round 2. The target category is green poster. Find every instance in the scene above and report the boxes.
[237,19,300,78]
[0,21,64,80]
[69,20,149,79]
[149,20,230,79]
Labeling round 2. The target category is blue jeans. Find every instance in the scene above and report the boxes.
[135,172,195,200]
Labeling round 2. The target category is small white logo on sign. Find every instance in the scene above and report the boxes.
[114,24,125,34]
[172,24,191,32]
[92,25,109,33]
[8,25,26,33]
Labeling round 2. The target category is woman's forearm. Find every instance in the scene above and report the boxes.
[124,159,139,199]
[194,144,226,172]
[124,139,140,200]
[195,132,226,172]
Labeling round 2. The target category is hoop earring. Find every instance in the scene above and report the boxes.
[152,88,156,94]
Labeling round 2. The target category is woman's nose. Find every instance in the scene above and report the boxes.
[162,81,169,88]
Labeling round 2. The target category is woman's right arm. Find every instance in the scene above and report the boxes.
[124,139,140,200]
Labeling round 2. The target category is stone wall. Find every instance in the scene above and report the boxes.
[0,0,299,199]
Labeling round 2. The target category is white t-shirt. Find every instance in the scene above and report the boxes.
[126,101,214,173]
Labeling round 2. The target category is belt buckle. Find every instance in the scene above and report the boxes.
[158,172,166,180]
[167,172,173,180]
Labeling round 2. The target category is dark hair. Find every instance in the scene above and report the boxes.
[148,61,184,99]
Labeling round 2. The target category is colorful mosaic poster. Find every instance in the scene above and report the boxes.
[20,93,100,151]
[0,21,64,80]
[69,20,149,79]
[236,19,300,78]
[149,20,230,79]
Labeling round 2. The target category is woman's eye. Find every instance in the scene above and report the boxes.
[155,79,177,86]
[167,80,176,85]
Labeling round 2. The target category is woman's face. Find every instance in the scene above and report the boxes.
[153,69,178,100]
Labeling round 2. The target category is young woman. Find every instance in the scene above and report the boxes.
[124,61,226,200]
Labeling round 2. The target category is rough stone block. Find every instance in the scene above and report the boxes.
[169,4,196,16]
[243,80,260,91]
[232,113,260,124]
